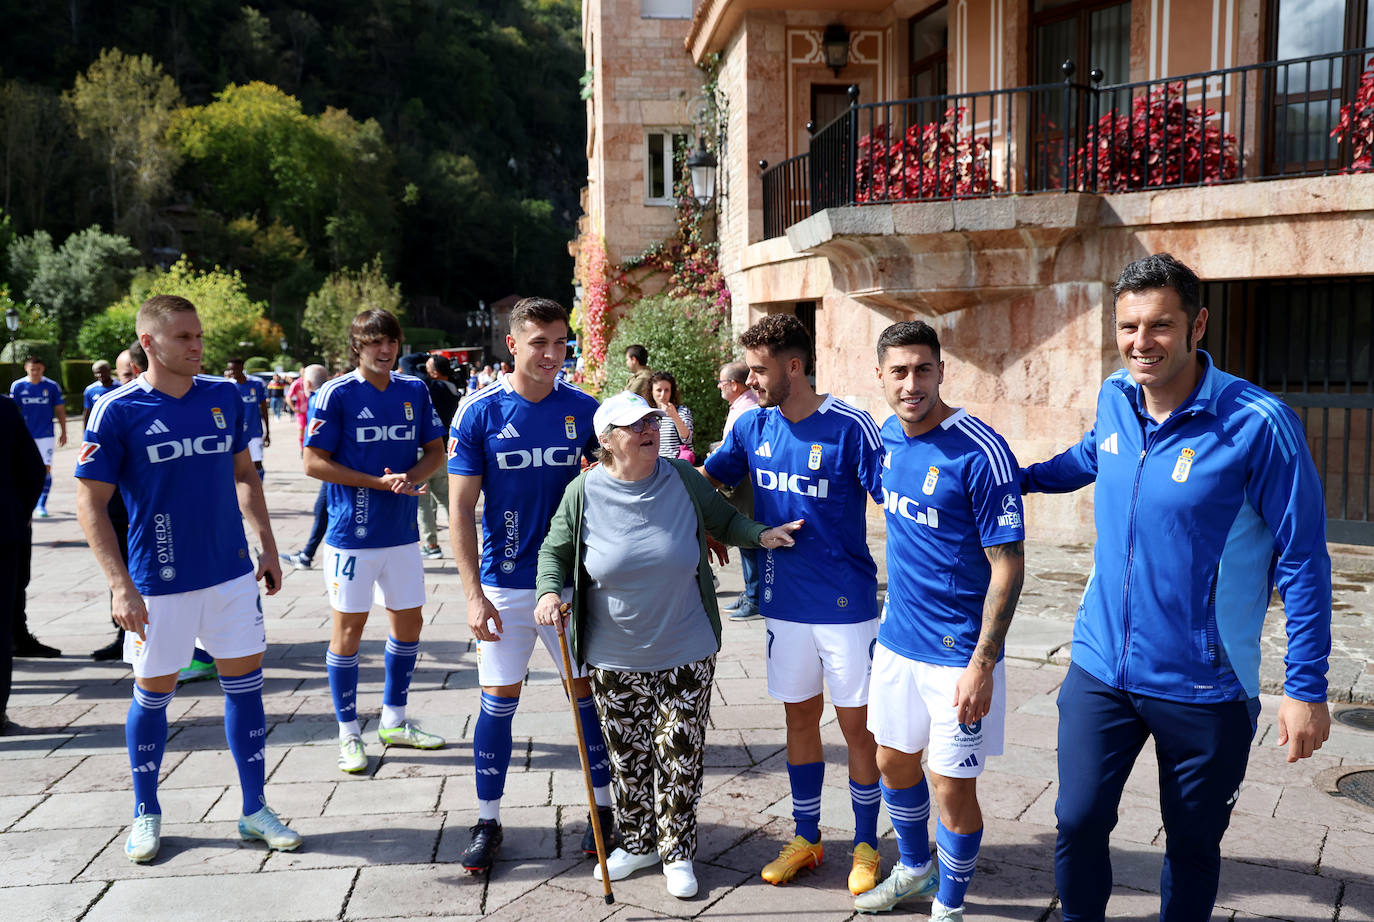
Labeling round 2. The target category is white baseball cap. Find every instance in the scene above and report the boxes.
[593,391,666,434]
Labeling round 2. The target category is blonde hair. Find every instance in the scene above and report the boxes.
[136,295,197,334]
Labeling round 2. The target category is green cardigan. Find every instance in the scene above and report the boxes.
[535,457,769,667]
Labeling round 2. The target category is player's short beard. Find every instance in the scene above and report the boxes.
[757,375,790,408]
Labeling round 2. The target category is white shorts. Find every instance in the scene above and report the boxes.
[322,543,426,613]
[35,437,54,466]
[764,618,878,708]
[476,585,583,686]
[125,570,266,678]
[248,437,264,462]
[866,645,1005,778]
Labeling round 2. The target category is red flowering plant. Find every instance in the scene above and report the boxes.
[1072,82,1238,191]
[1331,55,1374,172]
[574,234,613,384]
[854,107,999,202]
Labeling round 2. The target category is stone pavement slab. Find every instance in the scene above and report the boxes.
[5,415,1374,921]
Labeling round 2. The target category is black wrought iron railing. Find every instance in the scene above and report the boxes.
[759,47,1374,238]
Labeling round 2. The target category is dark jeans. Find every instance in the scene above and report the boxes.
[1055,664,1260,922]
[304,484,328,559]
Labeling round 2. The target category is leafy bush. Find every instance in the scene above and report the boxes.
[6,226,140,341]
[855,107,999,202]
[1072,82,1239,191]
[100,258,283,372]
[243,356,271,373]
[77,301,138,364]
[61,358,95,395]
[0,286,59,343]
[602,294,733,456]
[1331,55,1374,172]
[0,339,61,370]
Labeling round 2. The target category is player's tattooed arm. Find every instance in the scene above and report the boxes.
[973,540,1026,668]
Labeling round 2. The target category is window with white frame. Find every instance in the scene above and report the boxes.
[642,0,692,19]
[645,130,689,205]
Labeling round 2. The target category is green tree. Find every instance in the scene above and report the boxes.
[65,48,182,243]
[602,294,733,456]
[75,300,137,364]
[103,258,283,372]
[0,81,75,232]
[170,82,395,270]
[7,225,139,342]
[1,286,60,343]
[303,258,402,370]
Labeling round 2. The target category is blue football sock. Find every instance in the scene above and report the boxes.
[474,692,518,802]
[127,685,174,816]
[850,777,881,847]
[882,777,932,869]
[191,646,214,665]
[39,473,51,508]
[382,637,419,727]
[325,649,359,726]
[787,761,824,843]
[935,819,982,909]
[576,695,611,794]
[220,669,267,816]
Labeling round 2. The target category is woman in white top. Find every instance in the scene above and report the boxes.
[651,371,693,461]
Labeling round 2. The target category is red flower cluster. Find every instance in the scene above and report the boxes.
[1331,55,1374,172]
[854,107,999,202]
[577,235,612,380]
[1072,82,1238,191]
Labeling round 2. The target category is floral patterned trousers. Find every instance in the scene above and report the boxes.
[589,654,715,862]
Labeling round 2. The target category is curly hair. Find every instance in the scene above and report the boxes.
[739,314,813,375]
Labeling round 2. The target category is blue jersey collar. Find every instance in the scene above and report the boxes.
[1123,349,1221,424]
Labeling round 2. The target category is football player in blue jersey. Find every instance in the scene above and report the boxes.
[226,357,270,479]
[702,314,887,895]
[82,360,119,425]
[10,355,67,517]
[1022,254,1333,921]
[304,309,447,774]
[75,294,300,863]
[447,296,610,873]
[854,321,1025,918]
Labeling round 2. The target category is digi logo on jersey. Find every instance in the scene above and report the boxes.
[755,468,830,498]
[996,493,1022,528]
[881,487,939,528]
[496,446,580,470]
[356,424,417,443]
[145,435,235,463]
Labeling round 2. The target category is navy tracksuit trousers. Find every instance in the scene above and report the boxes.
[1055,665,1261,922]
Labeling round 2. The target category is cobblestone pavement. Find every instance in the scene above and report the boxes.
[4,433,1373,921]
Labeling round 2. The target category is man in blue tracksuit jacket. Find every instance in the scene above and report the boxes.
[1021,253,1332,922]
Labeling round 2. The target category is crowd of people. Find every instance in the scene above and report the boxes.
[0,253,1335,921]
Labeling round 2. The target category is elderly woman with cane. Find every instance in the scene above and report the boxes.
[535,392,801,899]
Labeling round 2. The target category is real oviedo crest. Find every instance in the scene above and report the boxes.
[1171,447,1195,483]
[211,407,227,429]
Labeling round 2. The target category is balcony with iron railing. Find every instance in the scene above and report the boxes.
[761,47,1374,240]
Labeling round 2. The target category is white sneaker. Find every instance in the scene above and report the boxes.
[593,846,660,881]
[929,898,964,921]
[338,733,367,773]
[664,859,698,898]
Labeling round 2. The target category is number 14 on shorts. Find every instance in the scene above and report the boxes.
[334,554,357,580]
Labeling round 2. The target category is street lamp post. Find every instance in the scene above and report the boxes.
[4,306,19,361]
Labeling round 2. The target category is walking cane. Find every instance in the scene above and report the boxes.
[556,603,615,904]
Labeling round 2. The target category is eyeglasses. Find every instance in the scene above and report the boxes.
[717,380,734,386]
[616,417,661,434]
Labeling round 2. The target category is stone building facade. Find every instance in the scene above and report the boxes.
[577,0,1374,544]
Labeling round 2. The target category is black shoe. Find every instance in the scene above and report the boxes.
[91,633,125,661]
[460,819,502,872]
[581,805,618,856]
[13,633,61,658]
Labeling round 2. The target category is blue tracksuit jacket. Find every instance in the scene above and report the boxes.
[1021,352,1332,704]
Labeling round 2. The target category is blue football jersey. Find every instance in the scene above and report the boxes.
[306,370,445,550]
[447,377,599,588]
[879,410,1024,665]
[10,377,64,438]
[704,396,884,624]
[235,377,267,439]
[75,375,254,595]
[83,381,119,411]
